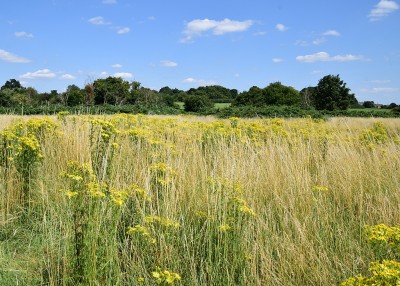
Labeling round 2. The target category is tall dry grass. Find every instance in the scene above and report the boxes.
[0,114,399,285]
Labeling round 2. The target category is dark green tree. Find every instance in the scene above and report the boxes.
[300,86,316,109]
[264,82,300,106]
[233,86,263,106]
[314,75,355,110]
[184,94,213,112]
[363,101,375,108]
[93,77,131,105]
[65,85,85,106]
[1,79,24,91]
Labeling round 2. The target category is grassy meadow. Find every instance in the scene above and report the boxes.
[0,114,399,285]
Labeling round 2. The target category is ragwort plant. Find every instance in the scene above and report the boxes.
[341,224,400,285]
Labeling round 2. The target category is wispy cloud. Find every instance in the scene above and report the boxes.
[369,0,399,21]
[113,72,133,79]
[102,0,117,4]
[272,58,285,63]
[181,18,254,43]
[20,69,56,79]
[88,16,111,25]
[160,60,178,67]
[112,64,122,68]
[360,87,400,93]
[0,49,31,63]
[367,79,392,84]
[15,31,34,38]
[296,52,366,63]
[253,31,267,36]
[312,38,326,45]
[117,27,130,34]
[275,23,288,32]
[323,30,341,36]
[183,77,217,86]
[60,74,76,80]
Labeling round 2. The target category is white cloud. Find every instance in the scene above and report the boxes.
[360,87,400,93]
[272,58,285,63]
[275,23,288,32]
[15,31,34,38]
[160,60,178,67]
[20,69,56,79]
[323,30,341,36]
[253,31,267,36]
[367,79,391,84]
[112,64,122,68]
[60,74,76,80]
[88,16,110,25]
[312,38,326,45]
[117,27,130,34]
[369,0,399,20]
[99,71,109,77]
[296,51,365,63]
[182,77,217,86]
[113,72,133,79]
[181,18,254,43]
[0,49,31,63]
[102,0,117,4]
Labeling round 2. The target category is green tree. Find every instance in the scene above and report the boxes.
[93,77,131,105]
[314,75,355,110]
[64,85,85,106]
[184,94,213,112]
[363,101,375,108]
[233,86,263,106]
[1,79,24,91]
[300,86,316,109]
[264,82,300,106]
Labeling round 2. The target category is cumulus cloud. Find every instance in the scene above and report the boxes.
[117,27,130,34]
[160,60,178,67]
[113,72,133,79]
[102,0,117,4]
[275,23,288,32]
[20,69,56,79]
[296,52,365,63]
[15,31,34,38]
[272,58,285,63]
[323,30,341,36]
[60,74,76,80]
[0,49,31,63]
[88,16,110,25]
[181,18,254,43]
[112,64,122,68]
[182,77,217,86]
[369,0,399,20]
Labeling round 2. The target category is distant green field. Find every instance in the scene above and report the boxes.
[349,108,391,114]
[214,102,231,108]
[175,102,231,110]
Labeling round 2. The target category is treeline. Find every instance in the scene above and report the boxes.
[0,75,399,117]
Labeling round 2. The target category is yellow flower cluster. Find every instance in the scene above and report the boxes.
[127,225,156,244]
[342,224,400,285]
[151,267,181,285]
[311,185,329,193]
[341,260,400,286]
[364,224,400,251]
[230,196,256,217]
[144,215,180,229]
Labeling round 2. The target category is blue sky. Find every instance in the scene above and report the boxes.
[1,0,399,104]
